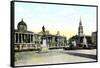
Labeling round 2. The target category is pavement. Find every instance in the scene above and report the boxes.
[15,49,97,66]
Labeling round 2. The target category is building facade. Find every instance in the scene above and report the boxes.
[14,19,67,51]
[92,32,97,47]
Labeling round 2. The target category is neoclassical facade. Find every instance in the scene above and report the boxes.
[14,19,41,51]
[14,19,67,51]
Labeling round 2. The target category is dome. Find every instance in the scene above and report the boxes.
[17,19,27,31]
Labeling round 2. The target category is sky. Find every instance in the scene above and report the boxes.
[15,2,97,39]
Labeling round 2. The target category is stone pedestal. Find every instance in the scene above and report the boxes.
[41,39,48,52]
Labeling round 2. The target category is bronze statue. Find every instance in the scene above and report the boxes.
[42,25,45,32]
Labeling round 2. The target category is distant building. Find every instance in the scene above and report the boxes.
[92,31,97,46]
[14,19,67,51]
[68,18,92,48]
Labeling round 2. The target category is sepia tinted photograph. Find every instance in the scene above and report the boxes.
[11,1,98,67]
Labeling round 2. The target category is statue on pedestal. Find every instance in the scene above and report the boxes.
[42,25,46,36]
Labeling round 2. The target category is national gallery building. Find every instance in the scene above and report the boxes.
[14,19,67,51]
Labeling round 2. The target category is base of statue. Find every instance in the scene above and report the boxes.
[41,45,48,52]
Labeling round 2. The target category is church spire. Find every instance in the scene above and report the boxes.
[78,17,83,37]
[79,18,82,26]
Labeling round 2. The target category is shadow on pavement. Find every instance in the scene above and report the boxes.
[65,52,97,60]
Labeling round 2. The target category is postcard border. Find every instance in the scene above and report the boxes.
[10,1,98,67]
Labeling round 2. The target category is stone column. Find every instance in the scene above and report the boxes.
[14,33,16,43]
[21,33,23,43]
[31,35,33,43]
[24,34,26,48]
[17,33,19,43]
[26,34,27,43]
[33,34,34,43]
[30,34,31,43]
[24,34,26,43]
[30,34,31,48]
[21,34,22,43]
[28,34,29,43]
[23,34,24,43]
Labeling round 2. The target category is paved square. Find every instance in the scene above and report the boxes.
[15,49,97,66]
